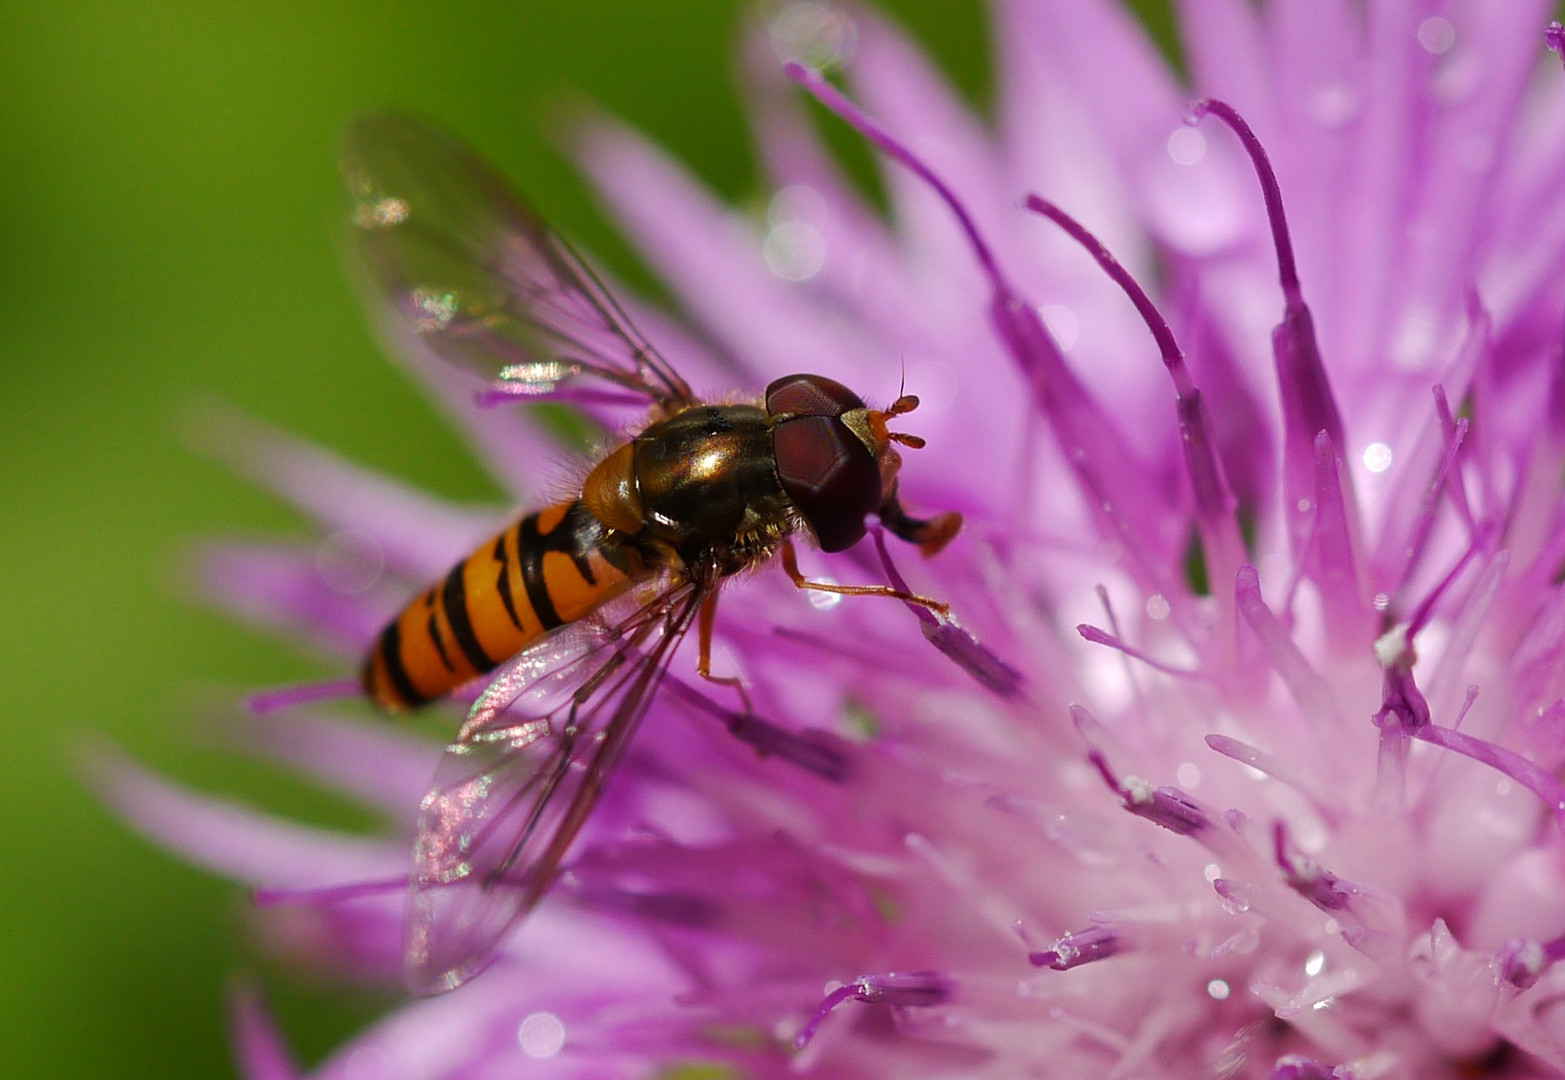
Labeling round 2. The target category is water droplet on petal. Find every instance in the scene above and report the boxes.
[1207,978,1231,1000]
[1145,594,1171,620]
[316,530,384,594]
[808,583,843,610]
[518,1012,565,1058]
[1417,16,1455,54]
[1039,304,1079,352]
[764,220,827,281]
[1362,442,1393,473]
[1167,127,1206,166]
[1215,878,1252,914]
[770,2,858,70]
[1308,83,1360,128]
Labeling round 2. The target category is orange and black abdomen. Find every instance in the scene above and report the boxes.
[362,499,641,710]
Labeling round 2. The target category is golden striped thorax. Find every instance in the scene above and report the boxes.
[584,403,796,574]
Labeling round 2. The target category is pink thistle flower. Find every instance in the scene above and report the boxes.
[108,2,1565,1077]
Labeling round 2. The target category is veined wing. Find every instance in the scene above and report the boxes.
[405,577,706,994]
[344,111,694,409]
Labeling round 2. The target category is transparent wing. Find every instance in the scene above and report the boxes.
[344,111,695,409]
[405,578,706,994]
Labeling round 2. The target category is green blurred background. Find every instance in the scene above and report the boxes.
[0,2,1188,1075]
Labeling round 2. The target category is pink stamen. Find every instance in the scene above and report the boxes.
[1076,623,1202,679]
[1191,99,1350,564]
[1187,100,1302,307]
[1272,821,1355,914]
[869,527,1022,697]
[1430,385,1476,530]
[246,678,361,715]
[788,62,1174,591]
[1233,566,1344,728]
[1405,521,1496,638]
[1023,196,1190,396]
[1204,734,1323,804]
[1029,925,1121,970]
[794,972,950,1049]
[1308,430,1367,650]
[1500,934,1565,989]
[1075,708,1212,837]
[784,64,1004,290]
[1410,723,1565,827]
[664,678,855,782]
[1018,195,1250,657]
[1391,390,1470,601]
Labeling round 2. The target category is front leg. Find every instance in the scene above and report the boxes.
[779,539,950,615]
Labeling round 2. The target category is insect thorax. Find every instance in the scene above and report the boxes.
[591,403,797,576]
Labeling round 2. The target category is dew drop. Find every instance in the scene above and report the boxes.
[1307,83,1360,128]
[1417,16,1455,55]
[808,584,843,611]
[1039,304,1079,352]
[1167,126,1206,166]
[1215,879,1252,914]
[1362,442,1393,473]
[1373,592,1391,612]
[1203,862,1222,883]
[342,1047,393,1079]
[1145,594,1171,621]
[1177,762,1201,788]
[353,196,409,229]
[1207,978,1231,1000]
[1390,304,1441,367]
[764,220,827,281]
[518,1012,565,1058]
[770,2,858,70]
[1304,949,1326,977]
[316,530,384,595]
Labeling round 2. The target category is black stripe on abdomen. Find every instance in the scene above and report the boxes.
[441,561,495,673]
[493,533,524,631]
[377,621,426,709]
[517,512,564,631]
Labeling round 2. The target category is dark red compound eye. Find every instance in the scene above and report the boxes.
[767,375,882,552]
[765,373,866,419]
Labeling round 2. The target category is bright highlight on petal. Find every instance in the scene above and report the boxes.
[109,4,1565,1079]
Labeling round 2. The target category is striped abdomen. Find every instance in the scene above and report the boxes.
[362,499,642,710]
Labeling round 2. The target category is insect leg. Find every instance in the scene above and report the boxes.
[696,591,754,716]
[780,538,950,615]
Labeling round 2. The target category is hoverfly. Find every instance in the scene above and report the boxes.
[343,113,961,993]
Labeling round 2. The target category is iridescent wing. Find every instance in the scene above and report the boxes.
[405,578,707,994]
[344,111,695,409]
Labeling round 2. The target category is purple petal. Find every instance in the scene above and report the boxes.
[229,985,301,1080]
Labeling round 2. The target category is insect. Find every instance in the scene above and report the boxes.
[343,112,961,993]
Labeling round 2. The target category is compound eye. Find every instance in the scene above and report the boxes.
[766,373,866,419]
[774,415,882,552]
